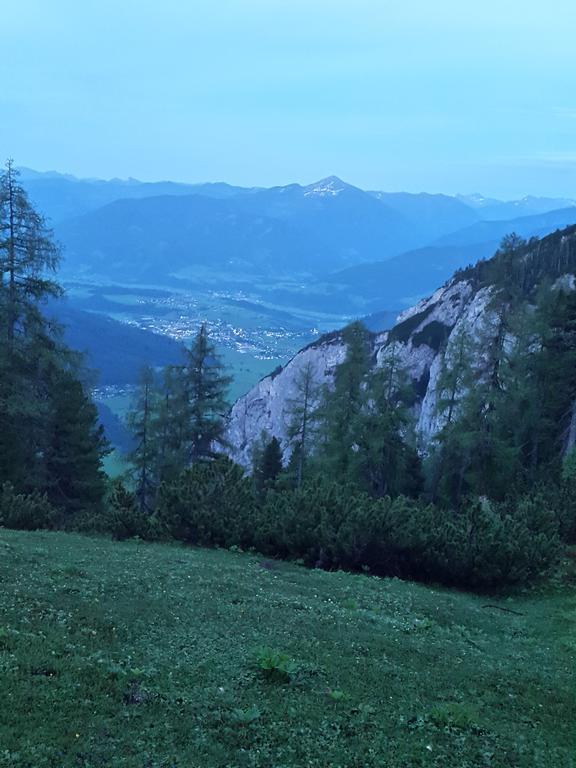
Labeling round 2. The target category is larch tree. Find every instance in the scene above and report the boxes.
[286,360,321,487]
[181,324,232,464]
[353,343,420,498]
[0,160,61,350]
[0,159,108,516]
[127,366,159,513]
[317,321,371,480]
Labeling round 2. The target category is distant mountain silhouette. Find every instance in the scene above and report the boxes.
[22,168,576,314]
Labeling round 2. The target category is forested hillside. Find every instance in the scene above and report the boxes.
[0,162,108,520]
[2,160,576,595]
[93,226,576,591]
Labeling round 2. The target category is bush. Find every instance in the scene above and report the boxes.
[0,483,56,531]
[115,461,562,590]
[155,457,256,548]
[255,479,386,569]
[403,496,561,588]
[105,480,163,541]
[254,481,561,589]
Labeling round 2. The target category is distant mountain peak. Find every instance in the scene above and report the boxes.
[17,167,79,182]
[303,176,350,197]
[456,193,502,209]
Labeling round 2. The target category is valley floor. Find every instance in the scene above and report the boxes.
[0,531,574,767]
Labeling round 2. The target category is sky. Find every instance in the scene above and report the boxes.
[2,0,576,198]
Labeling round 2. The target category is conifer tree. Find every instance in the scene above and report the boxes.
[435,326,476,427]
[286,360,320,487]
[44,368,109,518]
[0,160,61,350]
[154,364,191,481]
[353,344,420,497]
[252,434,284,494]
[0,160,63,485]
[317,321,371,479]
[182,324,232,463]
[0,160,108,517]
[260,436,283,486]
[146,325,232,476]
[127,366,158,512]
[527,287,576,471]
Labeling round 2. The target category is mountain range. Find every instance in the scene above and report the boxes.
[21,166,576,323]
[23,169,576,305]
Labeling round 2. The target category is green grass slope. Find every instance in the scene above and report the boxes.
[0,531,574,767]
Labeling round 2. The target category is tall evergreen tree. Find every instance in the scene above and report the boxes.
[44,369,109,518]
[0,160,63,486]
[0,160,61,349]
[154,364,191,481]
[139,325,233,477]
[526,287,576,470]
[182,324,232,463]
[353,344,421,497]
[127,366,158,512]
[254,436,284,492]
[286,360,320,487]
[317,321,371,479]
[0,160,108,518]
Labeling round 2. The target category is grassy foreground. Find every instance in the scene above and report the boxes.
[0,531,574,768]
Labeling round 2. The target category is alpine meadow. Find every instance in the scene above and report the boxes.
[1,2,576,766]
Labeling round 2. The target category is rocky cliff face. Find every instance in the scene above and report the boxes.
[225,275,497,468]
[225,226,576,469]
[225,332,349,468]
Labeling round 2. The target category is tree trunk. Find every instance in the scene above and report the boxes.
[564,399,576,457]
[7,165,16,350]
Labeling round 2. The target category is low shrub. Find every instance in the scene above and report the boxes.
[128,466,562,590]
[251,481,561,589]
[104,479,162,541]
[398,496,561,588]
[155,457,256,548]
[0,483,56,531]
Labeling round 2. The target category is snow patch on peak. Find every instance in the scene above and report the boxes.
[304,176,349,198]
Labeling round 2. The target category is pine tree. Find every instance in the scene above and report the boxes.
[430,314,525,505]
[44,369,109,519]
[0,160,62,485]
[318,321,371,479]
[260,437,283,487]
[353,345,421,497]
[286,360,320,487]
[183,324,232,463]
[0,160,61,350]
[435,326,476,427]
[154,364,190,481]
[0,160,108,518]
[427,326,477,502]
[127,366,158,512]
[527,287,576,471]
[151,325,232,472]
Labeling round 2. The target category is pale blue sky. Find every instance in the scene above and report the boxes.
[2,0,575,197]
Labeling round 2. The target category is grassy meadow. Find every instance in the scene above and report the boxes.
[0,530,574,767]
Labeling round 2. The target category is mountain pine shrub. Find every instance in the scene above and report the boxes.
[0,483,56,531]
[155,457,255,548]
